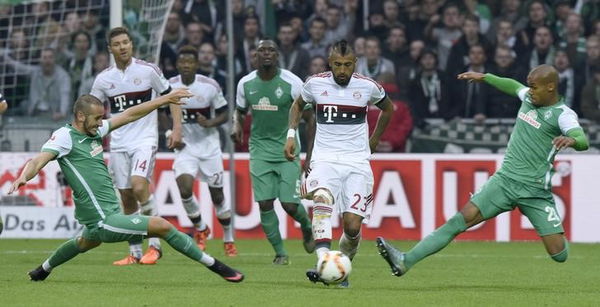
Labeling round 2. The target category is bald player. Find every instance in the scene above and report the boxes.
[377,64,589,277]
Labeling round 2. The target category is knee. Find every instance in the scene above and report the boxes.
[178,186,193,200]
[211,193,224,207]
[313,189,333,206]
[76,237,101,252]
[152,217,173,237]
[131,181,148,199]
[258,200,275,212]
[281,202,297,214]
[344,225,361,238]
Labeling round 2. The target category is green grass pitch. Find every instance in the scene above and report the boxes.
[1,239,598,306]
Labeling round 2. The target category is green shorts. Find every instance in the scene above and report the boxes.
[470,173,564,236]
[81,214,150,243]
[250,159,301,203]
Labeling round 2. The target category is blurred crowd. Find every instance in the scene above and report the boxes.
[1,0,600,153]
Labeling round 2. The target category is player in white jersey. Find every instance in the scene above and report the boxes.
[0,92,6,234]
[90,27,184,265]
[170,46,237,257]
[284,40,394,287]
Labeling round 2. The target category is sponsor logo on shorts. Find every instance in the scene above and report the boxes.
[309,179,318,188]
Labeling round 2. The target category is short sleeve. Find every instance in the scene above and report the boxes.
[212,89,228,110]
[97,120,111,137]
[90,76,107,102]
[369,80,386,105]
[517,87,529,102]
[289,73,303,100]
[558,108,581,135]
[236,79,248,112]
[149,65,171,95]
[301,78,315,103]
[41,128,72,158]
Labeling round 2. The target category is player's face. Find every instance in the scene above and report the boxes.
[177,54,199,78]
[256,41,278,68]
[329,52,356,86]
[109,33,133,65]
[81,104,104,136]
[526,73,552,107]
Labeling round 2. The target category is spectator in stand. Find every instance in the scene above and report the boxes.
[215,33,243,83]
[82,10,106,53]
[272,0,311,27]
[581,1,600,35]
[64,31,93,101]
[405,0,440,41]
[305,0,329,30]
[425,3,464,70]
[308,55,328,77]
[555,49,583,113]
[239,14,261,74]
[353,36,366,58]
[181,21,206,51]
[407,49,453,128]
[289,15,308,43]
[487,0,527,41]
[491,19,528,58]
[367,99,413,153]
[446,15,493,77]
[520,0,550,48]
[198,42,227,91]
[277,22,310,80]
[522,26,556,71]
[553,0,572,40]
[383,25,411,70]
[160,11,186,78]
[559,13,587,70]
[581,65,600,122]
[452,44,489,122]
[323,4,353,44]
[582,35,600,83]
[397,39,426,100]
[364,10,389,43]
[383,0,402,28]
[28,2,62,52]
[486,45,525,118]
[214,0,246,47]
[356,36,395,82]
[1,29,31,113]
[301,17,329,59]
[78,51,110,97]
[180,0,219,42]
[462,0,493,34]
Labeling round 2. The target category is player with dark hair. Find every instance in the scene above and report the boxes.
[9,90,244,283]
[285,39,394,287]
[377,64,589,277]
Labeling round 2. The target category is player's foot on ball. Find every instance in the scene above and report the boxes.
[112,255,140,266]
[272,255,290,265]
[207,259,244,283]
[301,228,316,254]
[28,265,50,281]
[338,277,350,288]
[306,268,328,286]
[139,246,162,265]
[224,242,238,257]
[376,237,407,277]
[194,227,211,251]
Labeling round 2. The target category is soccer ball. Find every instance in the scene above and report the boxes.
[316,251,352,284]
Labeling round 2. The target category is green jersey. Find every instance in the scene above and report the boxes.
[497,87,581,189]
[236,68,303,162]
[42,120,120,226]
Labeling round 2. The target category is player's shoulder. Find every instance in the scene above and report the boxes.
[169,75,181,85]
[352,73,383,90]
[279,69,303,84]
[238,70,258,85]
[195,74,221,91]
[554,104,578,118]
[49,126,73,143]
[305,71,332,84]
[133,58,162,75]
[95,65,116,79]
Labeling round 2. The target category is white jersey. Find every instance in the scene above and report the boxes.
[170,74,227,158]
[90,57,170,152]
[301,72,386,162]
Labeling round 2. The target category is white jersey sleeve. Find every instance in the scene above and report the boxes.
[98,120,111,137]
[236,77,247,111]
[517,87,529,102]
[558,106,581,135]
[41,127,72,158]
[90,74,107,102]
[368,79,386,105]
[149,64,171,95]
[301,78,315,103]
[212,89,228,110]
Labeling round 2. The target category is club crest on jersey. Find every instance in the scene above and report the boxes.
[275,86,283,99]
[252,97,278,111]
[133,78,141,85]
[353,91,362,100]
[518,110,541,129]
[544,110,553,120]
[89,140,103,157]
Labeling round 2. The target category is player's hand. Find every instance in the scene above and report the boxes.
[166,88,193,105]
[552,136,576,151]
[284,138,296,161]
[196,114,211,127]
[8,177,27,195]
[369,137,379,153]
[457,72,486,82]
[230,123,243,145]
[167,128,184,150]
[302,159,311,175]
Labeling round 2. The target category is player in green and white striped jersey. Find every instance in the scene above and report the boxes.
[8,89,244,283]
[377,64,589,277]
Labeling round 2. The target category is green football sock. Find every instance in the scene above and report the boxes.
[47,238,83,269]
[260,209,286,256]
[290,204,312,233]
[164,228,210,264]
[404,213,467,269]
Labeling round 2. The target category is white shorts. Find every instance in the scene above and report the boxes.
[173,149,224,188]
[109,146,157,189]
[301,160,374,222]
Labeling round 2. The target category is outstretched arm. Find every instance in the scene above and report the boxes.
[109,88,191,131]
[8,152,56,194]
[284,95,307,161]
[457,72,526,97]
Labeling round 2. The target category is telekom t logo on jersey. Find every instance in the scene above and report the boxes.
[323,105,338,123]
[114,95,142,112]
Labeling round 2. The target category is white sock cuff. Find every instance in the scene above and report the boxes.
[42,259,53,272]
